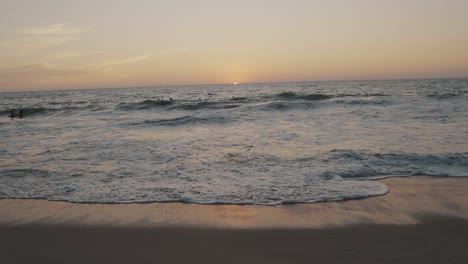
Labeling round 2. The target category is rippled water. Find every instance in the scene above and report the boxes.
[1,79,467,204]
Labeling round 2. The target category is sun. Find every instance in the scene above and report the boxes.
[233,82,238,85]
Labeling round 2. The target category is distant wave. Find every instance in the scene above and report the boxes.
[1,106,78,116]
[334,99,392,106]
[1,104,106,117]
[0,92,395,116]
[0,168,53,179]
[229,96,247,101]
[263,102,293,111]
[3,88,461,118]
[117,99,174,110]
[220,149,468,178]
[255,99,390,111]
[336,93,390,98]
[302,149,468,178]
[273,91,389,101]
[3,83,466,118]
[427,92,465,99]
[169,101,241,111]
[30,106,93,115]
[130,115,227,127]
[275,91,332,101]
[113,94,392,113]
[116,99,242,112]
[0,109,11,116]
[259,101,317,111]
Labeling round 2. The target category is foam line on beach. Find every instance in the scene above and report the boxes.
[1,177,468,228]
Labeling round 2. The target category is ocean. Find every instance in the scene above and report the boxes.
[1,78,467,204]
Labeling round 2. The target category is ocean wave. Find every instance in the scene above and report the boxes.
[117,99,174,110]
[336,93,389,97]
[0,109,11,116]
[130,115,227,126]
[117,99,242,111]
[1,104,105,117]
[1,107,73,116]
[1,91,398,117]
[275,91,332,101]
[334,99,392,106]
[253,101,318,111]
[1,107,45,116]
[169,101,241,111]
[0,168,52,178]
[272,91,389,101]
[427,92,464,99]
[309,150,468,178]
[24,107,69,115]
[230,96,247,101]
[264,102,294,110]
[0,179,388,205]
[1,149,465,205]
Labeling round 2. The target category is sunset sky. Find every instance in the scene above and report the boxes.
[1,0,467,92]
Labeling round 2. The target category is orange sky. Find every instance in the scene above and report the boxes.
[1,0,467,92]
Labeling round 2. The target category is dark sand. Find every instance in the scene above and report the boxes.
[1,177,468,263]
[1,216,468,263]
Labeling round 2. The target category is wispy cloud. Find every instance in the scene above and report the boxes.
[160,48,191,54]
[2,23,91,48]
[0,64,91,76]
[20,24,91,35]
[99,54,152,67]
[50,50,103,60]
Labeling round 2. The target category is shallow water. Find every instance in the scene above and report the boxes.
[1,79,467,204]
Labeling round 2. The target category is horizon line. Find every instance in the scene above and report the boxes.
[1,75,467,94]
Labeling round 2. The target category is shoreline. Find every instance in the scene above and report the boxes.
[1,176,468,228]
[2,176,468,263]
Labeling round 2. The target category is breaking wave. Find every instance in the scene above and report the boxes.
[1,149,466,205]
[117,99,174,110]
[275,91,332,101]
[130,115,228,127]
[427,92,466,99]
[304,150,468,178]
[169,101,241,111]
[1,92,398,118]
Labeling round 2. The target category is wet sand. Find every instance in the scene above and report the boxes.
[1,177,468,228]
[2,216,468,264]
[1,177,468,263]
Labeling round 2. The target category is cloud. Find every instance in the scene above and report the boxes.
[99,54,152,67]
[160,48,191,54]
[2,23,91,48]
[20,24,90,35]
[50,50,103,60]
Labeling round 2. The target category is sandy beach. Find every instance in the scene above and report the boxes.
[1,177,468,263]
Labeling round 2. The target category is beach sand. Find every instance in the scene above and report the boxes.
[1,177,468,263]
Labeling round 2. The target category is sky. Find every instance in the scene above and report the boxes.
[0,0,467,92]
